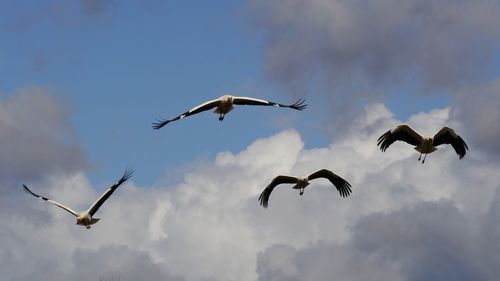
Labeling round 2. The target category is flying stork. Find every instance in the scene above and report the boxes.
[258,169,352,208]
[152,95,307,129]
[22,168,134,229]
[377,125,468,163]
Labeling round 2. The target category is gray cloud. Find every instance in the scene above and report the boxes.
[352,200,483,281]
[250,0,500,92]
[257,243,401,281]
[71,245,183,281]
[0,88,86,189]
[452,79,500,156]
[257,197,500,281]
[1,244,183,281]
[249,0,500,153]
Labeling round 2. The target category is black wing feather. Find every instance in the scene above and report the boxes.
[88,168,134,216]
[232,97,307,111]
[152,99,220,129]
[307,169,352,198]
[377,125,423,152]
[432,127,468,159]
[258,175,298,208]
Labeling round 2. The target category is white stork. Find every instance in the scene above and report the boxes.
[152,95,307,129]
[22,168,134,229]
[377,125,468,163]
[258,169,352,208]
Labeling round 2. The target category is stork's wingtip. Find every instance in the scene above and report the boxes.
[152,123,163,130]
[293,98,307,111]
[124,167,135,179]
[152,118,169,130]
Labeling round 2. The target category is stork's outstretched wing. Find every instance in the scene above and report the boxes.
[433,127,468,159]
[377,125,423,152]
[87,168,134,216]
[232,97,307,111]
[23,185,78,217]
[152,99,220,129]
[307,169,352,198]
[258,175,299,208]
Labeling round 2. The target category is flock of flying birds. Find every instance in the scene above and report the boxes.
[22,94,469,229]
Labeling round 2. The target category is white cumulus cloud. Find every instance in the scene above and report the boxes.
[2,103,500,281]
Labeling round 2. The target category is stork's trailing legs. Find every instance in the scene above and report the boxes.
[86,225,91,229]
[418,152,422,162]
[422,153,427,164]
[219,114,225,121]
[299,188,304,196]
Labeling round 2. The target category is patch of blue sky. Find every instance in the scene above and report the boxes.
[0,0,468,189]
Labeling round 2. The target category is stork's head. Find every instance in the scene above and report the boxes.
[220,94,233,102]
[291,176,309,190]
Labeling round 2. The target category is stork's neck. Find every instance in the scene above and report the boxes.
[299,176,308,183]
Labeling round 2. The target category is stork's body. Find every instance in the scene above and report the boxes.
[213,95,235,120]
[414,136,437,162]
[76,212,100,229]
[292,176,310,195]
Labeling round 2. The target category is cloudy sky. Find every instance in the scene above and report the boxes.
[1,1,500,280]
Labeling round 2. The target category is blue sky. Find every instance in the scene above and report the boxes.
[2,0,265,186]
[0,0,456,188]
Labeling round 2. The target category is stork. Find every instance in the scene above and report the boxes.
[258,169,352,208]
[22,168,134,229]
[152,95,306,129]
[377,125,468,163]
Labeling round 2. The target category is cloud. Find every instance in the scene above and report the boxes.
[3,104,500,281]
[257,243,402,281]
[71,245,183,281]
[452,79,500,155]
[248,0,500,155]
[0,88,86,189]
[257,198,500,281]
[249,0,500,92]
